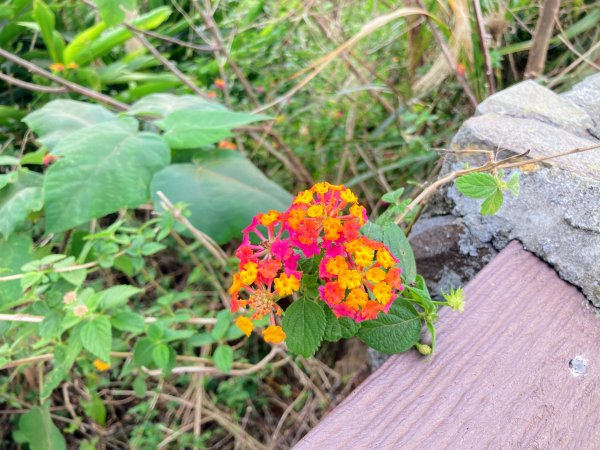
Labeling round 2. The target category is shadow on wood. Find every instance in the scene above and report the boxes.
[295,241,600,449]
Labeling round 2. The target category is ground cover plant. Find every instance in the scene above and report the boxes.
[0,0,598,448]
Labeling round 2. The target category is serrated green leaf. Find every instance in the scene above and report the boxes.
[128,93,226,118]
[39,311,63,339]
[507,172,520,196]
[282,298,326,358]
[44,120,170,232]
[23,100,117,149]
[40,367,66,400]
[211,310,232,340]
[213,344,234,373]
[18,405,66,450]
[339,317,361,338]
[357,300,421,354]
[151,152,292,244]
[156,109,270,149]
[95,0,136,27]
[59,269,86,287]
[112,311,145,333]
[383,223,416,284]
[0,169,43,239]
[80,316,112,361]
[455,173,499,199]
[480,189,504,216]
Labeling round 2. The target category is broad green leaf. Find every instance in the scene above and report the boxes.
[151,152,292,244]
[322,304,342,343]
[18,405,66,450]
[60,269,87,287]
[211,310,232,340]
[33,0,61,62]
[95,0,137,27]
[79,7,171,65]
[0,170,43,239]
[97,285,143,310]
[480,189,504,216]
[23,100,117,149]
[282,298,326,358]
[44,120,170,232]
[357,300,421,354]
[128,93,226,118]
[39,311,63,339]
[360,221,384,242]
[339,317,361,339]
[156,109,270,149]
[213,344,234,373]
[63,22,107,64]
[507,172,520,196]
[112,311,145,333]
[383,223,416,284]
[455,173,499,199]
[80,316,112,362]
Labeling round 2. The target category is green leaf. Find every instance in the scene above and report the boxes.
[507,172,520,196]
[211,310,232,341]
[213,344,234,373]
[82,394,106,426]
[33,0,60,62]
[23,100,117,149]
[382,187,405,204]
[151,343,171,370]
[112,311,145,333]
[0,155,19,165]
[133,337,154,366]
[339,317,361,339]
[455,173,499,199]
[95,0,136,27]
[44,120,170,232]
[128,93,226,119]
[60,269,87,287]
[19,405,66,450]
[156,109,270,149]
[358,300,421,354]
[0,169,43,239]
[282,298,326,358]
[0,234,33,309]
[40,367,66,400]
[63,22,107,64]
[383,223,416,284]
[322,304,342,343]
[151,152,292,244]
[39,311,63,339]
[480,189,504,216]
[360,221,384,242]
[80,316,112,362]
[97,285,143,310]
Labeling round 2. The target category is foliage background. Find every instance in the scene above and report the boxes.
[0,0,598,448]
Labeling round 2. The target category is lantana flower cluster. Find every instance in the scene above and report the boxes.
[229,182,403,344]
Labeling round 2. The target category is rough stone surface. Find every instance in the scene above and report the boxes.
[476,80,595,138]
[561,73,600,139]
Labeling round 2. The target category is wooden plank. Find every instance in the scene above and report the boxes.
[295,241,600,449]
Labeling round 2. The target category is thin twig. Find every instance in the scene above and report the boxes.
[471,0,496,94]
[395,143,600,223]
[0,71,68,94]
[0,48,128,111]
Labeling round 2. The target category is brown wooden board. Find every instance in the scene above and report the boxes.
[295,241,600,449]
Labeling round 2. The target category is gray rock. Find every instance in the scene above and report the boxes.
[476,80,595,138]
[452,113,600,181]
[561,73,600,139]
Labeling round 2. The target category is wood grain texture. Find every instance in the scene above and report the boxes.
[295,241,600,449]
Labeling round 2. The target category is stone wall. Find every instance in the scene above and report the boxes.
[411,75,600,308]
